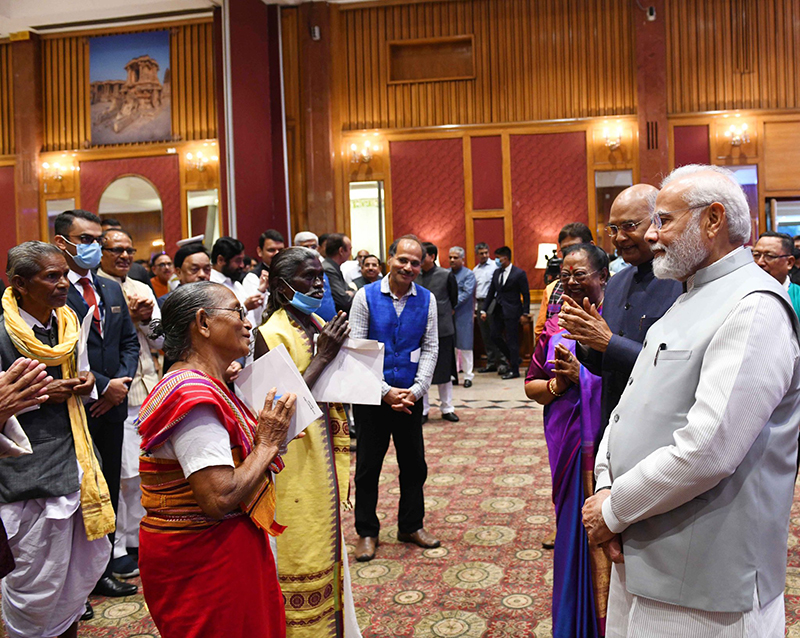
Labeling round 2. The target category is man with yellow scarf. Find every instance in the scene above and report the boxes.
[0,242,115,638]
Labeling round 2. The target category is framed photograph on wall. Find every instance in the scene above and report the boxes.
[89,30,172,146]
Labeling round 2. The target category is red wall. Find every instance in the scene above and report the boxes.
[390,139,466,260]
[673,125,711,168]
[79,155,182,255]
[510,132,588,286]
[227,0,288,255]
[473,217,505,254]
[471,136,503,210]
[0,167,16,281]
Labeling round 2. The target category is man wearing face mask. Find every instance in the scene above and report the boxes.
[53,210,140,599]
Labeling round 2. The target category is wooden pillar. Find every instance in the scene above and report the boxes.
[12,33,43,242]
[634,0,669,186]
[299,2,335,235]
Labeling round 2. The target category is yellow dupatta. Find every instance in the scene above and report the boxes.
[1,288,115,541]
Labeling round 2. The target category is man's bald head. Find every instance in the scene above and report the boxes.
[607,184,659,267]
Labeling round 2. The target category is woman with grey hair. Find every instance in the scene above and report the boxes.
[254,247,361,637]
[0,241,109,638]
[137,281,297,637]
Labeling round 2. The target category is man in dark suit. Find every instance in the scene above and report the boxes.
[559,185,683,431]
[480,246,530,379]
[322,233,355,313]
[53,210,140,599]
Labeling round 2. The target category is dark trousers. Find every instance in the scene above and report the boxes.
[353,399,426,538]
[477,301,505,367]
[490,310,521,370]
[88,414,124,575]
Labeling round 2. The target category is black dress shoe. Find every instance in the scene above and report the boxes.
[80,601,94,621]
[442,412,460,422]
[92,575,137,597]
[501,371,520,380]
[497,364,510,375]
[477,365,497,373]
[463,379,473,388]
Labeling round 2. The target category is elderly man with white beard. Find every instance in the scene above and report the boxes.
[582,164,800,637]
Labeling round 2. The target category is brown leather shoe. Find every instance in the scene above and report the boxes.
[355,536,378,562]
[397,528,441,549]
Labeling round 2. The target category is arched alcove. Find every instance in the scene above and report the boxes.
[98,175,164,261]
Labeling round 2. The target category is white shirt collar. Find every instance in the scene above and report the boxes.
[380,273,416,300]
[18,307,56,330]
[686,246,744,291]
[67,269,92,286]
[783,276,792,291]
[503,262,513,273]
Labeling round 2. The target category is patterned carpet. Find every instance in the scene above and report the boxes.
[6,401,800,637]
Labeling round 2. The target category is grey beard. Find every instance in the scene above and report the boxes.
[652,218,709,281]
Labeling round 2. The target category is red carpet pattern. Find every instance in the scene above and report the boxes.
[5,405,800,637]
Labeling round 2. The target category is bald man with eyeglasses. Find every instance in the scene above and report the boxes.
[558,184,683,433]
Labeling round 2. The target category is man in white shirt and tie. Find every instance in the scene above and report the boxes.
[583,164,800,637]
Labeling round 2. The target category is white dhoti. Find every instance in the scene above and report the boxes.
[1,495,110,638]
[606,562,784,638]
[113,403,145,559]
[422,382,454,415]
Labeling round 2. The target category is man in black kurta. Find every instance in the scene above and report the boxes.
[417,242,460,422]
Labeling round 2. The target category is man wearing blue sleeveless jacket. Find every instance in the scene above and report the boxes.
[349,235,440,562]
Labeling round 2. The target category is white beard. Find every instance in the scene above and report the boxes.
[652,217,710,280]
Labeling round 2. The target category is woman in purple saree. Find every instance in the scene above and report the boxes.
[525,244,610,637]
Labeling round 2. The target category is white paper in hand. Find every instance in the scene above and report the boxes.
[234,343,322,443]
[77,305,98,401]
[312,338,384,405]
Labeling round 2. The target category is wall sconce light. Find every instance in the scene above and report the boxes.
[350,140,379,164]
[41,157,78,182]
[724,123,750,147]
[185,150,218,172]
[603,125,622,151]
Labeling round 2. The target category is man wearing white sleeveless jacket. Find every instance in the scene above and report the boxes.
[583,164,800,637]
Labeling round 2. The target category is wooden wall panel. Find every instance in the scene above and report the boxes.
[42,22,216,152]
[666,0,800,113]
[0,44,13,156]
[335,0,636,130]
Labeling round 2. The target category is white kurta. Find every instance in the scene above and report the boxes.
[594,270,798,636]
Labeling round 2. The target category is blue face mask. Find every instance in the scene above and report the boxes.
[63,238,102,270]
[283,280,323,315]
[495,258,503,268]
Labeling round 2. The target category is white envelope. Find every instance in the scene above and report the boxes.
[77,305,98,401]
[234,343,323,444]
[311,338,384,406]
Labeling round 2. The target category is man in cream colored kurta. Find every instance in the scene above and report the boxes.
[98,229,163,577]
[582,165,800,638]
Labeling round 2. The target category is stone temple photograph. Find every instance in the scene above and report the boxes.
[89,30,171,146]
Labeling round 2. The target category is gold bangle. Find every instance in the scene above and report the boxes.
[548,377,566,397]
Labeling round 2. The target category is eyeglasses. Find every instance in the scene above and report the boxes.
[207,306,247,321]
[559,269,598,284]
[650,203,713,230]
[752,251,792,263]
[605,219,646,237]
[154,261,173,269]
[102,246,137,256]
[64,233,102,245]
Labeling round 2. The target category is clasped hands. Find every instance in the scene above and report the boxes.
[383,387,415,414]
[558,295,612,352]
[582,489,624,564]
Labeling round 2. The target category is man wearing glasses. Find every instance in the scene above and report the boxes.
[559,184,682,431]
[53,210,140,601]
[97,229,163,582]
[752,230,800,317]
[583,165,800,637]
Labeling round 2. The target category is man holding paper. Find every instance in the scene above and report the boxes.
[349,234,440,562]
